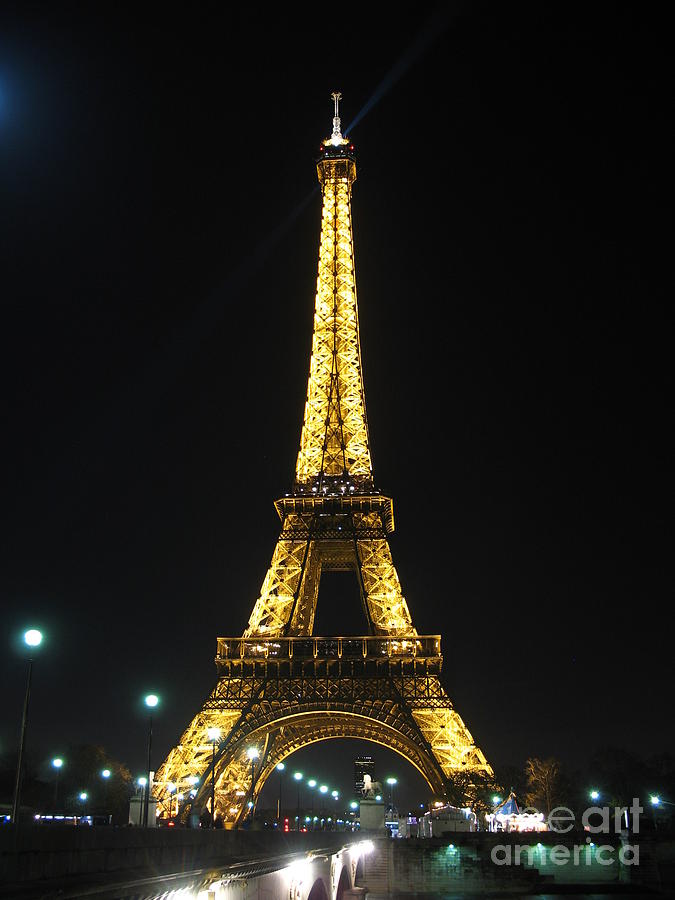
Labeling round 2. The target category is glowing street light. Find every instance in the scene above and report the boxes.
[386,777,397,810]
[492,795,502,805]
[247,746,260,821]
[590,790,600,801]
[142,693,160,827]
[12,628,44,824]
[79,791,88,802]
[651,795,660,806]
[101,769,111,779]
[207,727,221,827]
[294,772,303,830]
[52,758,64,807]
[276,762,285,822]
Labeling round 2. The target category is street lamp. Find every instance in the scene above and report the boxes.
[52,758,64,807]
[308,779,317,827]
[492,795,502,805]
[319,784,328,825]
[11,628,44,824]
[386,777,397,811]
[293,772,303,830]
[332,790,339,829]
[590,790,600,801]
[247,747,260,821]
[207,727,221,827]
[142,694,159,826]
[276,762,285,823]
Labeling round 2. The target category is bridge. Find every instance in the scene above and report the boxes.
[2,826,649,898]
[0,828,373,900]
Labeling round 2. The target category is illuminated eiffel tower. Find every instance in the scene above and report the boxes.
[155,95,491,827]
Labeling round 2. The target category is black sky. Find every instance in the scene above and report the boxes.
[1,3,671,812]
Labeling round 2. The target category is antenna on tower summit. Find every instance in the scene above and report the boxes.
[330,91,343,142]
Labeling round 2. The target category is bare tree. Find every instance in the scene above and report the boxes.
[524,757,562,814]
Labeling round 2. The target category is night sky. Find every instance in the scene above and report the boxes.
[1,4,671,812]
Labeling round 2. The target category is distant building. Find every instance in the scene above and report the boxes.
[354,756,374,796]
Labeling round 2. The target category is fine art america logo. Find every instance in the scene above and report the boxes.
[491,799,643,867]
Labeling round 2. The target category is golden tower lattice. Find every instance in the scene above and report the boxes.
[155,95,491,826]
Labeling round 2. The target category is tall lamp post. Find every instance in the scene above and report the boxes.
[276,762,285,823]
[52,757,64,808]
[142,694,159,827]
[319,784,328,827]
[101,768,111,818]
[294,772,303,831]
[207,727,221,827]
[12,629,43,825]
[332,790,339,829]
[386,777,398,814]
[247,747,260,822]
[308,779,317,828]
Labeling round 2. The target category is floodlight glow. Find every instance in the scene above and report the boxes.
[144,694,159,708]
[492,795,501,804]
[319,784,328,794]
[294,772,303,781]
[187,775,199,785]
[276,763,285,771]
[308,779,317,788]
[386,777,397,786]
[138,777,147,786]
[101,769,111,779]
[52,758,63,769]
[24,629,43,647]
[79,792,88,801]
[590,790,600,800]
[350,801,358,810]
[651,795,660,806]
[207,727,221,742]
[247,746,260,761]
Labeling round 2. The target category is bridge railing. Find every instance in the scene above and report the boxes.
[216,635,441,661]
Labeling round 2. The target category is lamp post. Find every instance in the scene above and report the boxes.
[142,694,159,827]
[386,777,397,813]
[276,763,285,823]
[308,779,317,828]
[207,727,221,827]
[293,772,303,831]
[52,758,64,808]
[319,784,328,826]
[332,790,339,829]
[247,747,260,822]
[11,628,43,825]
[137,777,147,824]
[101,768,111,818]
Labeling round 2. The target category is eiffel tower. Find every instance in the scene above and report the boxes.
[155,95,491,827]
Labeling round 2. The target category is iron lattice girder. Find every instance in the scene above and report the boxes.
[296,155,372,486]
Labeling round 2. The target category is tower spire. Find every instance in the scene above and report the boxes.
[330,90,343,143]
